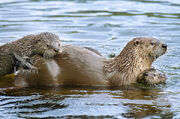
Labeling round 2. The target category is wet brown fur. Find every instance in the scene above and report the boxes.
[84,47,102,56]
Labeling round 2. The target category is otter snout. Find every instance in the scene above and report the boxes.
[51,42,62,53]
[162,44,167,49]
[54,48,60,52]
[54,47,62,53]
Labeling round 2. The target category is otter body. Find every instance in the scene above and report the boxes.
[14,45,107,87]
[14,37,167,88]
[0,32,61,77]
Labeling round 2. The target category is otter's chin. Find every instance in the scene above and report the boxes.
[152,54,161,61]
[43,50,56,59]
[156,51,166,59]
[149,55,158,61]
[150,51,166,61]
[58,49,62,54]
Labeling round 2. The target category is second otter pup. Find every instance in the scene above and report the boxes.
[0,32,61,77]
[137,68,167,85]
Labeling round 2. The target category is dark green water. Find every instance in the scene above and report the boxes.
[0,0,180,118]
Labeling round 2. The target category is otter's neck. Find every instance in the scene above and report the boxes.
[105,47,152,86]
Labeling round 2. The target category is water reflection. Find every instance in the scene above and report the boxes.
[119,89,173,118]
[0,87,173,118]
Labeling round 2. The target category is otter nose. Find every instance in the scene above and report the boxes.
[54,48,60,52]
[162,44,167,49]
[143,72,149,77]
[54,48,62,53]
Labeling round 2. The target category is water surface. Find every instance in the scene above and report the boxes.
[0,0,180,118]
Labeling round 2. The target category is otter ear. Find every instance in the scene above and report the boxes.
[134,40,140,46]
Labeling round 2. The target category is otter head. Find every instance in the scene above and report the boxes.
[34,32,62,59]
[137,68,166,85]
[116,37,167,71]
[107,37,167,86]
[131,37,167,63]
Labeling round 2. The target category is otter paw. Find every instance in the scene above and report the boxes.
[16,66,38,77]
[13,52,34,70]
[13,52,39,75]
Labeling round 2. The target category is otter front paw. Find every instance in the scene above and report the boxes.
[15,66,38,78]
[13,52,38,74]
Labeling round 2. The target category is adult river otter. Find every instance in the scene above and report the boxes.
[0,32,62,77]
[14,37,167,88]
[137,68,167,85]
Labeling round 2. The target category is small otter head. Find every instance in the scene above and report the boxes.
[34,32,62,59]
[137,68,167,85]
[130,37,167,62]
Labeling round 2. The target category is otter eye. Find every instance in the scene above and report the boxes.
[151,42,155,46]
[46,44,50,48]
[134,40,140,46]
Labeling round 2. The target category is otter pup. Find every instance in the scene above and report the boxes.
[14,37,167,87]
[137,68,166,85]
[0,32,61,77]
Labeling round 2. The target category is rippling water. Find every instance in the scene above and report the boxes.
[0,0,180,118]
